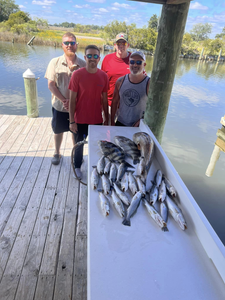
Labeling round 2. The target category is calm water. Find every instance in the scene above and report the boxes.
[0,41,225,245]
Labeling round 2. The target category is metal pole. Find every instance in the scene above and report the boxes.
[144,2,190,143]
[23,69,39,118]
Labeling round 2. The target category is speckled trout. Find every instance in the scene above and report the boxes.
[122,191,142,226]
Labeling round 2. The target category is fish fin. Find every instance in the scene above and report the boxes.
[133,158,140,165]
[124,161,135,169]
[122,218,131,226]
[162,227,169,232]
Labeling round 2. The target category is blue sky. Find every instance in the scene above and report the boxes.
[17,0,225,37]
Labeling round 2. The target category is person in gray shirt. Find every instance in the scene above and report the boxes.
[111,51,150,127]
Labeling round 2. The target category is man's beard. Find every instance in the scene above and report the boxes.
[63,48,75,58]
[130,68,143,75]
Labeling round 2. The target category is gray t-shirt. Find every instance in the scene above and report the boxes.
[117,74,150,126]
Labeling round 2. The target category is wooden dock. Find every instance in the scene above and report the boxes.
[0,115,87,300]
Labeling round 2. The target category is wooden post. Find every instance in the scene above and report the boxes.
[199,48,204,60]
[23,69,39,118]
[144,2,190,143]
[27,36,35,46]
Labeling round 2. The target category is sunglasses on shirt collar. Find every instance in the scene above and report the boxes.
[63,41,76,46]
[129,60,143,65]
[86,54,100,59]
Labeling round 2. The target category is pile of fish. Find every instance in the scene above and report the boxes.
[91,132,187,232]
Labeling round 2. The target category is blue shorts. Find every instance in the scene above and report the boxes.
[51,107,70,134]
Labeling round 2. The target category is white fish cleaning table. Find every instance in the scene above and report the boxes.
[87,121,225,300]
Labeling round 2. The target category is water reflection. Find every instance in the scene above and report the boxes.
[0,42,225,245]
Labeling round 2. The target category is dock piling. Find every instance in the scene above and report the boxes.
[23,68,39,118]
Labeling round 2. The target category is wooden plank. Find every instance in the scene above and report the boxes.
[53,168,80,300]
[1,120,52,280]
[72,236,87,300]
[0,274,19,300]
[16,133,68,300]
[0,116,31,181]
[38,135,71,276]
[0,118,43,226]
[0,116,28,154]
[76,184,87,237]
[0,115,16,138]
[167,0,191,4]
[215,137,225,152]
[0,119,48,283]
[0,115,10,128]
[34,275,55,300]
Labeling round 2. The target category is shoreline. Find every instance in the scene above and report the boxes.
[0,31,105,49]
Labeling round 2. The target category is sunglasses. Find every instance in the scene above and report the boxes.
[86,54,100,59]
[129,60,143,65]
[116,42,127,46]
[63,41,76,46]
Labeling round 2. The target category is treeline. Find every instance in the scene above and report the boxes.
[51,22,104,33]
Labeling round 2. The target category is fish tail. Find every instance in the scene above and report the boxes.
[162,226,169,232]
[122,217,131,226]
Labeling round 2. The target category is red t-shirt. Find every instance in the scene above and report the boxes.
[69,68,108,124]
[101,52,131,106]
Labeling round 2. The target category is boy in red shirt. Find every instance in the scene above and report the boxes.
[69,45,109,180]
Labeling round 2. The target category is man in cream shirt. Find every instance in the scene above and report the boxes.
[45,32,86,165]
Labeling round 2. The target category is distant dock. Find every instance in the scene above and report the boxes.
[0,115,87,300]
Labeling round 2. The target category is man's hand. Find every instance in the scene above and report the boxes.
[62,98,69,110]
[69,122,78,133]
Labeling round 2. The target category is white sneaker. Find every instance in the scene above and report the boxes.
[75,168,82,180]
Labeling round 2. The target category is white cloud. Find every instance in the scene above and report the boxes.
[99,8,108,12]
[32,0,56,5]
[86,0,105,3]
[19,5,26,8]
[111,7,119,11]
[190,2,208,10]
[172,84,220,106]
[74,4,90,8]
[162,137,202,166]
[113,2,132,9]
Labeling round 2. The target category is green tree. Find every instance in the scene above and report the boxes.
[215,26,225,39]
[190,23,212,41]
[128,27,157,52]
[33,17,48,28]
[148,14,158,31]
[103,20,127,40]
[6,11,30,27]
[0,0,20,22]
[203,38,223,55]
